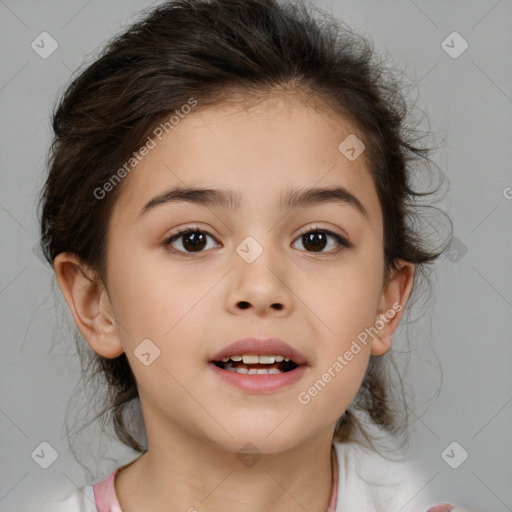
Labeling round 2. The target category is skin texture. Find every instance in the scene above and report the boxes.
[54,92,415,512]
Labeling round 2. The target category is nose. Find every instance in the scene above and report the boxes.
[227,243,293,317]
[237,299,284,311]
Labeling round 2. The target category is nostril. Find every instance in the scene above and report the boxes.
[238,301,250,309]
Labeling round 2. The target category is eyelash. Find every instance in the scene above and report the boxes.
[162,225,351,257]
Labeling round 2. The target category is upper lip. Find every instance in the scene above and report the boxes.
[210,337,308,365]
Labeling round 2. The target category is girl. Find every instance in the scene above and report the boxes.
[37,0,470,510]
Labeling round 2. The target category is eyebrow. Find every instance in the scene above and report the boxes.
[138,185,370,222]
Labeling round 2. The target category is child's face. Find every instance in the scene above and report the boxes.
[69,93,414,453]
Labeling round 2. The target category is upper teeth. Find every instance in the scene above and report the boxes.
[221,354,291,364]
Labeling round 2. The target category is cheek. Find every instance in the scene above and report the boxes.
[296,347,370,426]
[311,262,382,336]
[107,253,217,390]
[108,247,198,335]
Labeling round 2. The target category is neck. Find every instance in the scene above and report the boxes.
[115,421,338,512]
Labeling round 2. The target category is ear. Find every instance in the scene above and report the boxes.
[370,260,415,356]
[53,252,124,358]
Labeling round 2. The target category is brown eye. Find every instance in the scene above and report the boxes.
[163,228,218,254]
[293,228,350,254]
[301,231,328,252]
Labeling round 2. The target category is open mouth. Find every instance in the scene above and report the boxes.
[212,355,299,375]
[208,352,307,392]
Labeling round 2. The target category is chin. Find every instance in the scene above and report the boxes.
[204,424,308,456]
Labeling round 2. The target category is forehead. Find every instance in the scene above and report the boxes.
[110,93,382,229]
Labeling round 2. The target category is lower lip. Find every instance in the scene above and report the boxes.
[208,362,308,393]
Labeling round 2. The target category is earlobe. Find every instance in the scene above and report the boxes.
[53,253,124,359]
[370,261,415,356]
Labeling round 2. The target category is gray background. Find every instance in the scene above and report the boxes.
[1,0,511,511]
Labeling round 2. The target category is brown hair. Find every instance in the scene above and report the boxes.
[37,0,451,459]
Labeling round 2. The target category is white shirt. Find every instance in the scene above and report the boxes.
[38,436,467,512]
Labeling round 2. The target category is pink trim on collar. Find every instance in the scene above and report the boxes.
[93,468,123,512]
[426,505,454,512]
